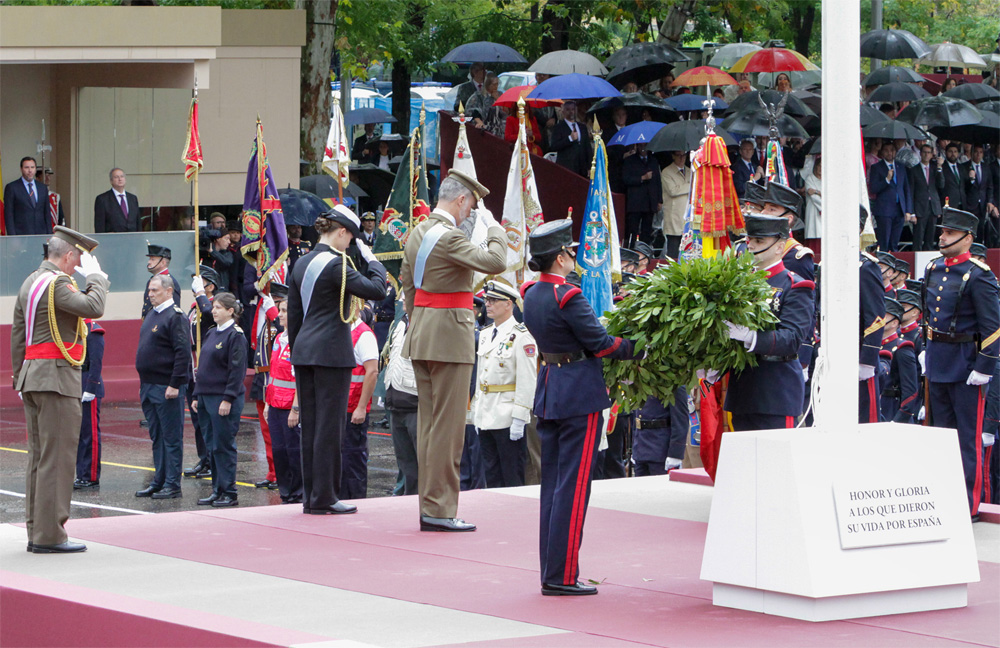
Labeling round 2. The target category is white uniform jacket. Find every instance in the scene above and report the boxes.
[472,317,537,430]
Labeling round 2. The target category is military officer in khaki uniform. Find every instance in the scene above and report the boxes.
[472,281,537,488]
[11,227,109,553]
[400,169,507,532]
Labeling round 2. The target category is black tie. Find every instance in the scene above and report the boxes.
[491,327,498,342]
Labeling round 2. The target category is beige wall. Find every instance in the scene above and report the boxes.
[0,64,55,193]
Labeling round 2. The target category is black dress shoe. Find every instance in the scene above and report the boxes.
[541,581,598,596]
[972,514,981,523]
[26,542,33,552]
[267,481,279,490]
[282,496,303,505]
[31,541,87,554]
[211,495,239,507]
[197,494,219,506]
[73,479,99,490]
[183,461,207,477]
[135,486,162,498]
[420,516,476,532]
[151,488,182,500]
[306,501,357,515]
[195,467,213,478]
[254,479,272,489]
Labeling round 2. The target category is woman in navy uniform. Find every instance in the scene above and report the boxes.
[879,298,920,423]
[923,207,1000,518]
[192,292,248,507]
[287,206,387,515]
[184,265,220,479]
[522,219,641,596]
[723,213,815,431]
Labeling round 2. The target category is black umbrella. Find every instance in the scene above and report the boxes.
[790,89,822,116]
[867,82,931,103]
[861,103,892,126]
[648,120,736,153]
[349,164,396,210]
[440,41,527,64]
[278,187,329,227]
[587,92,678,123]
[862,65,925,87]
[897,96,983,129]
[929,111,1000,145]
[300,175,368,200]
[369,133,408,153]
[942,83,1000,104]
[861,120,927,141]
[725,90,816,117]
[978,99,1000,114]
[344,108,397,126]
[720,109,810,139]
[605,42,690,71]
[795,114,821,137]
[607,58,676,90]
[860,29,931,60]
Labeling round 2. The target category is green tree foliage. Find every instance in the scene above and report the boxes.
[862,0,997,56]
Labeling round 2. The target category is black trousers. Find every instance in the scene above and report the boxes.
[859,375,881,423]
[186,379,209,464]
[296,365,351,510]
[479,427,526,488]
[199,394,242,498]
[140,383,185,490]
[911,212,938,251]
[460,423,486,490]
[341,413,369,499]
[76,398,101,482]
[267,406,303,502]
[389,408,419,495]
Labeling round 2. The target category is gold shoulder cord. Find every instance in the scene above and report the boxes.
[47,274,87,366]
[338,250,363,324]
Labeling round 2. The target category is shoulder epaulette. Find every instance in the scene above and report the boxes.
[514,322,527,332]
[794,245,814,259]
[791,278,816,290]
[862,251,879,263]
[520,280,537,299]
[970,258,991,272]
[897,339,915,351]
[234,325,245,334]
[173,306,184,314]
[557,285,582,309]
[926,255,943,270]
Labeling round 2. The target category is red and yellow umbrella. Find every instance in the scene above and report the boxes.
[671,66,737,87]
[728,48,818,73]
[493,85,563,109]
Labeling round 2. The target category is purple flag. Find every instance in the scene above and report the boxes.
[240,119,288,290]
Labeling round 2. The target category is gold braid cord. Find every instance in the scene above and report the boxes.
[48,275,87,366]
[339,250,363,324]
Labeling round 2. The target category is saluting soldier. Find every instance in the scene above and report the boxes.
[522,219,641,596]
[141,243,180,318]
[923,207,1000,519]
[183,265,220,479]
[879,298,920,423]
[761,182,814,282]
[400,170,507,532]
[723,213,815,431]
[12,227,109,553]
[471,281,537,488]
[860,208,887,423]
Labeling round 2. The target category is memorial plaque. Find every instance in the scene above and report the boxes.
[833,472,950,549]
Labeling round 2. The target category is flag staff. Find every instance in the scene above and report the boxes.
[193,77,202,367]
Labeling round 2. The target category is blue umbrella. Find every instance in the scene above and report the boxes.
[528,73,622,101]
[344,107,397,126]
[664,94,728,112]
[607,121,668,147]
[441,41,527,64]
[278,187,328,227]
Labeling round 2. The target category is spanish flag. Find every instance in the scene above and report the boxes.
[182,98,204,182]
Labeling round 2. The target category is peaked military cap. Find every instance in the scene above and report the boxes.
[970,242,987,259]
[894,258,910,276]
[632,241,654,260]
[937,206,978,234]
[620,248,640,265]
[360,211,377,221]
[744,181,767,208]
[320,204,363,239]
[197,264,221,288]
[529,219,578,257]
[146,242,172,259]
[905,279,923,292]
[744,213,789,239]
[876,251,898,269]
[884,297,904,322]
[52,226,98,253]
[484,280,520,303]
[896,288,921,310]
[764,182,801,218]
[447,169,490,201]
[270,282,289,300]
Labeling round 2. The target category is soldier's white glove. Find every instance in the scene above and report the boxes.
[918,405,926,421]
[81,392,96,403]
[696,368,721,384]
[510,418,526,442]
[191,275,206,295]
[918,350,926,375]
[967,370,991,386]
[983,432,996,448]
[859,364,876,381]
[261,293,276,314]
[75,251,107,280]
[665,457,683,472]
[356,238,379,265]
[724,321,756,349]
[802,366,810,381]
[476,206,501,230]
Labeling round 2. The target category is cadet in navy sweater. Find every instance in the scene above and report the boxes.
[135,275,191,499]
[193,292,248,508]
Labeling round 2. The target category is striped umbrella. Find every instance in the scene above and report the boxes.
[671,66,737,87]
[729,48,818,74]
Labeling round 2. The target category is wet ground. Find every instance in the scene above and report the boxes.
[0,401,399,523]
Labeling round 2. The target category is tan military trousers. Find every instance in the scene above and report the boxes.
[23,391,81,546]
[412,359,473,519]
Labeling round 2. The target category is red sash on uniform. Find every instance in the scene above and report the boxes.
[25,341,85,362]
[414,289,473,309]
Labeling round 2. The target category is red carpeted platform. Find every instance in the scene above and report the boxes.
[7,488,997,648]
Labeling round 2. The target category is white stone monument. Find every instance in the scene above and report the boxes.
[698,0,981,622]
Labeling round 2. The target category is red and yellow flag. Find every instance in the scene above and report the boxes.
[182,98,204,182]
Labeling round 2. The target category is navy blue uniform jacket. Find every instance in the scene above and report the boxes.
[725,262,815,417]
[880,333,919,422]
[523,274,638,420]
[194,323,248,402]
[82,321,105,398]
[136,304,191,388]
[860,253,887,367]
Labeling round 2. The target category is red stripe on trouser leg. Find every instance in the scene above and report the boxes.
[90,401,100,481]
[868,378,878,423]
[786,416,794,429]
[257,400,276,482]
[564,412,599,584]
[984,446,993,506]
[973,389,984,515]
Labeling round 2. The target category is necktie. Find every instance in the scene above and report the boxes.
[491,328,498,342]
[119,194,128,216]
[976,164,982,184]
[570,122,577,138]
[27,182,35,205]
[951,163,957,178]
[925,165,929,185]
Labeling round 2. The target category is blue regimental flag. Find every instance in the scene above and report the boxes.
[578,137,619,318]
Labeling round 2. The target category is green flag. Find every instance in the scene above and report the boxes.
[374,126,431,283]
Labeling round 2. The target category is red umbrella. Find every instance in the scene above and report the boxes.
[729,48,818,73]
[671,66,737,87]
[493,85,563,109]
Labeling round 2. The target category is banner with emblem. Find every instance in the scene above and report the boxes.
[577,133,619,318]
[182,97,204,182]
[497,98,544,287]
[240,118,289,291]
[374,125,431,282]
[323,102,351,189]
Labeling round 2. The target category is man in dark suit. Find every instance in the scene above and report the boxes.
[3,156,52,235]
[869,142,914,251]
[732,139,761,198]
[453,62,486,112]
[908,144,945,251]
[351,124,376,161]
[961,144,997,246]
[940,142,966,211]
[622,144,662,247]
[94,168,140,233]
[548,101,592,178]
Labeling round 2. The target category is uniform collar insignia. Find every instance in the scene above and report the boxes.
[540,273,566,284]
[944,251,971,267]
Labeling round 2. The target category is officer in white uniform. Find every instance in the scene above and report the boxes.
[472,281,537,488]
